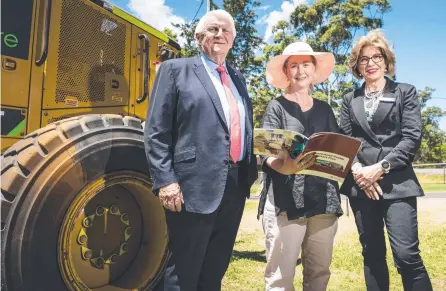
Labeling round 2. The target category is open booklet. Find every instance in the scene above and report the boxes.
[254,129,361,182]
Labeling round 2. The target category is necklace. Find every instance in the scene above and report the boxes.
[364,86,383,121]
[364,86,384,99]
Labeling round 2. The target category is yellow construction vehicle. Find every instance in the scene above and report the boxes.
[1,0,181,290]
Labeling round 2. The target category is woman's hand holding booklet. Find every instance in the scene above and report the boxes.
[254,129,361,182]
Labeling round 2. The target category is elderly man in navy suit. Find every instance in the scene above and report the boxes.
[144,9,257,291]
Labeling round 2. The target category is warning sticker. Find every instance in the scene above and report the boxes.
[112,92,123,102]
[65,98,78,107]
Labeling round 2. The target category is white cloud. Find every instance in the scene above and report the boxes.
[261,0,307,41]
[127,0,186,44]
[257,5,272,11]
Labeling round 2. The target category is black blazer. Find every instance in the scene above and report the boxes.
[340,77,424,199]
[144,55,258,214]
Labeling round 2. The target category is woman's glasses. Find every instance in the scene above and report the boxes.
[358,54,384,65]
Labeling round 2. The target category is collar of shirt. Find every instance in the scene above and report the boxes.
[200,53,228,76]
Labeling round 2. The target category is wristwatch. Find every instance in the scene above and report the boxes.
[380,159,391,173]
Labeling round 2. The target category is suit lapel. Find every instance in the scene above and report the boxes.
[192,56,229,132]
[227,66,249,100]
[351,89,381,146]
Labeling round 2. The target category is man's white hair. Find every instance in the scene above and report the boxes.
[194,9,237,41]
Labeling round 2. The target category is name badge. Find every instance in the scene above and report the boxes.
[379,97,396,103]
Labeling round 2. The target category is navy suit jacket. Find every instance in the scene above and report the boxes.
[144,55,258,214]
[340,77,424,199]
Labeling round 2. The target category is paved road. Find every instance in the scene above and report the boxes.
[340,193,446,199]
[414,168,446,175]
[421,192,446,198]
[251,193,446,200]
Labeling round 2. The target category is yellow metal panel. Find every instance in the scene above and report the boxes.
[1,57,32,108]
[27,0,49,134]
[42,0,132,109]
[129,26,139,118]
[129,26,144,118]
[1,0,38,108]
[41,106,130,127]
[130,30,180,121]
[134,35,162,120]
[1,138,22,154]
[27,60,45,134]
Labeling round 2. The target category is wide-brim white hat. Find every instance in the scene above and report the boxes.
[266,41,335,89]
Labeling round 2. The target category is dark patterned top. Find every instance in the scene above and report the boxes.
[257,96,343,220]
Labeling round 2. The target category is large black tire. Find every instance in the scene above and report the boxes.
[1,114,168,291]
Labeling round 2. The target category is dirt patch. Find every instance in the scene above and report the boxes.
[239,206,263,234]
[416,198,446,227]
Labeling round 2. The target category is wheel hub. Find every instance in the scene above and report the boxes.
[58,172,168,291]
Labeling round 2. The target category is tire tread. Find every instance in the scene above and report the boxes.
[1,114,138,228]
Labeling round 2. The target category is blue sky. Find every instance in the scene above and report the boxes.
[109,0,446,130]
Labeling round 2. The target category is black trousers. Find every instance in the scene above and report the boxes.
[155,167,246,291]
[349,197,432,291]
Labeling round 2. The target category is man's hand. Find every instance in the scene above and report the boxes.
[158,182,184,212]
[353,163,385,190]
[279,151,317,175]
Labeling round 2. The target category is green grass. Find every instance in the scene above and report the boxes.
[417,174,445,184]
[222,200,446,291]
[329,228,446,291]
[223,232,266,291]
[415,172,446,192]
[250,183,262,196]
[422,183,446,192]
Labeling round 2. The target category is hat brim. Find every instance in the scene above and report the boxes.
[266,52,335,89]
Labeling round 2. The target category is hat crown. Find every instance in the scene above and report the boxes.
[266,41,335,88]
[282,42,314,55]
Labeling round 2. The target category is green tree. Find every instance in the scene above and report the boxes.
[250,0,391,126]
[163,28,178,41]
[415,87,446,163]
[171,20,200,57]
[250,21,298,127]
[223,0,264,75]
[170,1,266,123]
[170,0,263,71]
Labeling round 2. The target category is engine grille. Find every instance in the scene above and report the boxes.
[55,0,127,103]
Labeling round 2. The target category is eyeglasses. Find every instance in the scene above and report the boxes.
[358,54,384,65]
[205,26,231,35]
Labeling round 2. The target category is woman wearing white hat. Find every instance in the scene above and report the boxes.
[257,41,343,291]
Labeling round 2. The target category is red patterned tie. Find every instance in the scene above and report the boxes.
[216,65,241,162]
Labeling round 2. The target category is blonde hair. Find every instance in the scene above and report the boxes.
[348,29,396,79]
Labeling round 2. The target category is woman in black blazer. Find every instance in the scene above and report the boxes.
[340,29,433,291]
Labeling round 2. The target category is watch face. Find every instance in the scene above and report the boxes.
[382,161,390,169]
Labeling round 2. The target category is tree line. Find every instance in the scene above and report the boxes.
[164,0,446,163]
